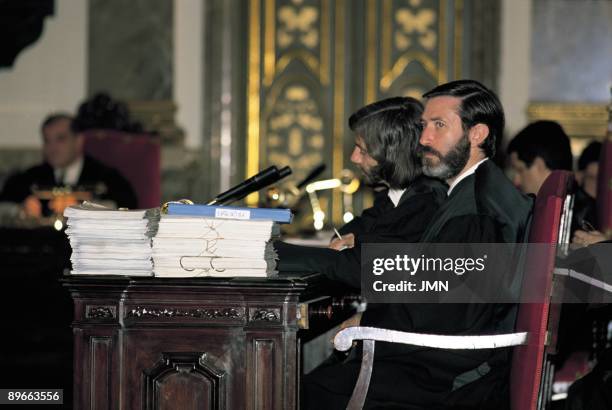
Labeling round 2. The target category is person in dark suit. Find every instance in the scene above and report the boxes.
[276,97,448,409]
[0,113,137,216]
[276,97,447,288]
[301,81,533,409]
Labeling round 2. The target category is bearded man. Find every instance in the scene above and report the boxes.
[354,80,533,409]
[276,96,446,288]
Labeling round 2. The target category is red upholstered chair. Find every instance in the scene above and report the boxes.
[510,170,574,410]
[82,129,161,209]
[596,137,612,236]
[333,171,575,410]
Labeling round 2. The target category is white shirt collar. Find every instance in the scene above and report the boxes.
[447,158,488,195]
[55,156,84,186]
[388,188,406,207]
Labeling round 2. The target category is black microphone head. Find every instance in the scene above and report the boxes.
[278,166,292,178]
[296,163,326,189]
[213,165,278,204]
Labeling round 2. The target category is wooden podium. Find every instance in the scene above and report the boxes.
[64,274,351,410]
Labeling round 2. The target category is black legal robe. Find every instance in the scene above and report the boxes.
[303,160,534,409]
[0,155,138,211]
[276,176,447,289]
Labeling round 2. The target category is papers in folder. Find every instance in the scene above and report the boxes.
[63,203,283,278]
[64,203,159,276]
[153,211,281,278]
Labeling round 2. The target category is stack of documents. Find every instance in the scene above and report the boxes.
[152,203,290,277]
[64,203,159,276]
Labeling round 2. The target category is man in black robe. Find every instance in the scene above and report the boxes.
[302,81,533,409]
[277,97,446,289]
[0,113,137,215]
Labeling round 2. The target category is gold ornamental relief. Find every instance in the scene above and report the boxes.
[380,0,442,92]
[265,85,326,182]
[265,0,329,86]
[277,4,319,49]
[402,86,427,100]
[395,7,437,51]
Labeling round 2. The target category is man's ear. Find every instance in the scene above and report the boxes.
[532,157,549,173]
[469,123,489,146]
[75,133,85,153]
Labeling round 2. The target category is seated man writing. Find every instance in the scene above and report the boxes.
[276,96,447,288]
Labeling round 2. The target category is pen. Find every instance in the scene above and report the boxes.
[333,227,348,251]
[580,220,596,232]
[333,227,343,241]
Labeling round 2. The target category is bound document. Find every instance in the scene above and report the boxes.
[165,203,293,224]
[153,211,281,278]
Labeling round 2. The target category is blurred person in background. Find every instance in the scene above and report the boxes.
[0,113,137,217]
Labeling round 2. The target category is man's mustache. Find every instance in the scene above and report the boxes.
[417,145,443,159]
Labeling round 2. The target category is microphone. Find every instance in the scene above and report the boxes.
[296,164,326,189]
[208,165,293,205]
[224,165,292,205]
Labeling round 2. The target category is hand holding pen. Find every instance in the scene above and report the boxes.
[329,228,355,251]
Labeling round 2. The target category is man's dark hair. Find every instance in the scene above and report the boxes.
[348,97,424,189]
[507,120,573,171]
[577,141,602,171]
[422,79,504,158]
[41,113,74,134]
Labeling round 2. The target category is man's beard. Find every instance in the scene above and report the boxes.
[358,165,382,186]
[419,133,471,180]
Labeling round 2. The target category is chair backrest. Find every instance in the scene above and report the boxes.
[82,129,161,209]
[510,170,574,410]
[596,137,611,236]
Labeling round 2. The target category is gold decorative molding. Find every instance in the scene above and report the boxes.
[453,0,463,80]
[264,0,276,87]
[380,51,438,91]
[381,0,392,75]
[247,0,262,205]
[437,0,447,84]
[365,0,377,104]
[527,102,608,138]
[332,0,345,223]
[320,0,330,85]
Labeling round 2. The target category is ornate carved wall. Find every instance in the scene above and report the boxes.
[244,0,499,225]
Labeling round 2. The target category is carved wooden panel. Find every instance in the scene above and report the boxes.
[144,352,227,410]
[90,336,112,410]
[85,305,117,320]
[66,275,345,410]
[124,305,245,325]
[249,307,282,324]
[253,339,276,409]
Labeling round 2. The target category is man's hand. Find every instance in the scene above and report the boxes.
[572,229,606,247]
[329,233,355,250]
[22,195,42,218]
[49,194,78,215]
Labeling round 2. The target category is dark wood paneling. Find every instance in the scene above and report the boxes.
[254,339,275,409]
[65,275,344,410]
[90,337,112,410]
